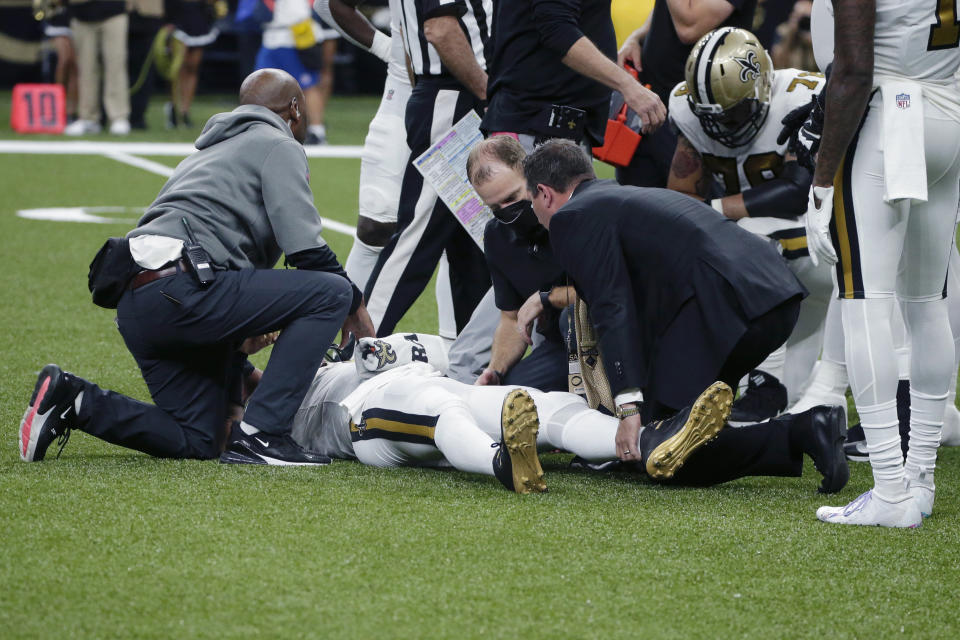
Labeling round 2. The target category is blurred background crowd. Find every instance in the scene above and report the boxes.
[0,0,815,142]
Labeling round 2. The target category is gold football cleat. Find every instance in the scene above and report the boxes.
[498,389,547,494]
[645,381,733,479]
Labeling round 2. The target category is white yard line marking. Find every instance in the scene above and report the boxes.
[7,140,360,238]
[0,140,364,158]
[104,151,175,177]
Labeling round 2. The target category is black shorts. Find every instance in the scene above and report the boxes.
[173,2,219,47]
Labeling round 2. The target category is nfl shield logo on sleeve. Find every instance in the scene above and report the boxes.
[896,93,911,109]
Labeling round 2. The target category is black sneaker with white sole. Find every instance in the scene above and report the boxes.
[219,423,332,466]
[19,364,84,461]
[729,370,788,426]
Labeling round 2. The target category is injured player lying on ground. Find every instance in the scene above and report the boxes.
[223,333,849,494]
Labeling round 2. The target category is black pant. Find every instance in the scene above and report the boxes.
[648,295,806,486]
[503,306,573,393]
[364,78,491,336]
[76,267,352,459]
[615,121,677,188]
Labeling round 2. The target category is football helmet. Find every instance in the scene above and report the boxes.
[684,27,774,147]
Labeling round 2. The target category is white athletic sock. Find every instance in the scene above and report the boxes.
[789,359,849,415]
[859,400,909,500]
[436,252,456,340]
[240,421,260,436]
[843,298,907,500]
[344,238,382,293]
[902,298,954,486]
[433,405,497,475]
[308,124,326,137]
[905,389,945,488]
[542,403,619,462]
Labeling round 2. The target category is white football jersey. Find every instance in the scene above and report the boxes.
[291,362,362,459]
[812,0,960,82]
[669,68,824,236]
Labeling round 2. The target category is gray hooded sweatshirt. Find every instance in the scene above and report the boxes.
[129,105,327,271]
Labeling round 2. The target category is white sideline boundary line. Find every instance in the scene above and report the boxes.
[0,139,364,158]
[13,141,360,239]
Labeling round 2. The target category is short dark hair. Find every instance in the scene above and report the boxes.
[466,135,526,187]
[522,139,595,196]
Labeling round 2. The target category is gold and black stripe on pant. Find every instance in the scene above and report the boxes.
[769,228,809,260]
[350,408,438,445]
[829,105,872,299]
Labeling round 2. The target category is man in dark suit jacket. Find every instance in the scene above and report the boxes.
[524,139,848,491]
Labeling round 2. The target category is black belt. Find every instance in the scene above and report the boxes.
[128,260,189,290]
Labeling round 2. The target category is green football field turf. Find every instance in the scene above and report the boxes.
[2,93,960,639]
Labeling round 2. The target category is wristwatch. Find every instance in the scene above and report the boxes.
[539,289,551,309]
[616,403,640,420]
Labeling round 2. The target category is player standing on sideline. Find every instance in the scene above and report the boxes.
[667,27,833,423]
[361,0,492,338]
[810,0,960,527]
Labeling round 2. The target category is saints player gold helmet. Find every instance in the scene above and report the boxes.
[684,27,774,147]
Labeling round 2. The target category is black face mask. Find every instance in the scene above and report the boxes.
[493,200,541,238]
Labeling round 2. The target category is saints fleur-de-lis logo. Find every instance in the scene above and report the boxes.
[734,50,761,83]
[366,340,397,369]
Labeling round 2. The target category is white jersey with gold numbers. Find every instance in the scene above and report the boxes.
[669,68,825,238]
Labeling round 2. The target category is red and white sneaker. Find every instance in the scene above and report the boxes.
[19,364,82,462]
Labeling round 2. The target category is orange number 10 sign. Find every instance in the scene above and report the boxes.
[11,84,66,134]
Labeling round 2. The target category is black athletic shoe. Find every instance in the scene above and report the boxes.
[180,111,193,128]
[492,389,546,493]
[220,423,332,466]
[729,370,788,426]
[639,381,733,480]
[304,131,327,146]
[19,364,83,461]
[569,456,622,472]
[788,405,849,494]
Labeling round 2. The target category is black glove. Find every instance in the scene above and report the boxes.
[777,90,825,172]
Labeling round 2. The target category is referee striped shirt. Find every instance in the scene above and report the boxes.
[400,0,493,78]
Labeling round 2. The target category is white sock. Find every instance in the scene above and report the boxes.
[240,421,261,436]
[902,298,954,487]
[436,252,456,340]
[843,298,907,500]
[789,359,849,415]
[859,400,909,500]
[542,403,619,462]
[344,238,383,293]
[905,389,945,488]
[309,124,326,137]
[432,405,497,475]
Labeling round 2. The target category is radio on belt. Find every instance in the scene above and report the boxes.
[181,217,216,285]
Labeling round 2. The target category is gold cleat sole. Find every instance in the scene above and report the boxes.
[645,381,733,480]
[501,389,547,494]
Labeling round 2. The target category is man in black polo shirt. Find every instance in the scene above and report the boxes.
[466,136,573,392]
[615,0,757,187]
[481,0,665,151]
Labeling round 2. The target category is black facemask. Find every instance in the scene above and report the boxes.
[494,200,542,238]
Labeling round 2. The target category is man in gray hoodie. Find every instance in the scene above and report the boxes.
[19,69,374,466]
